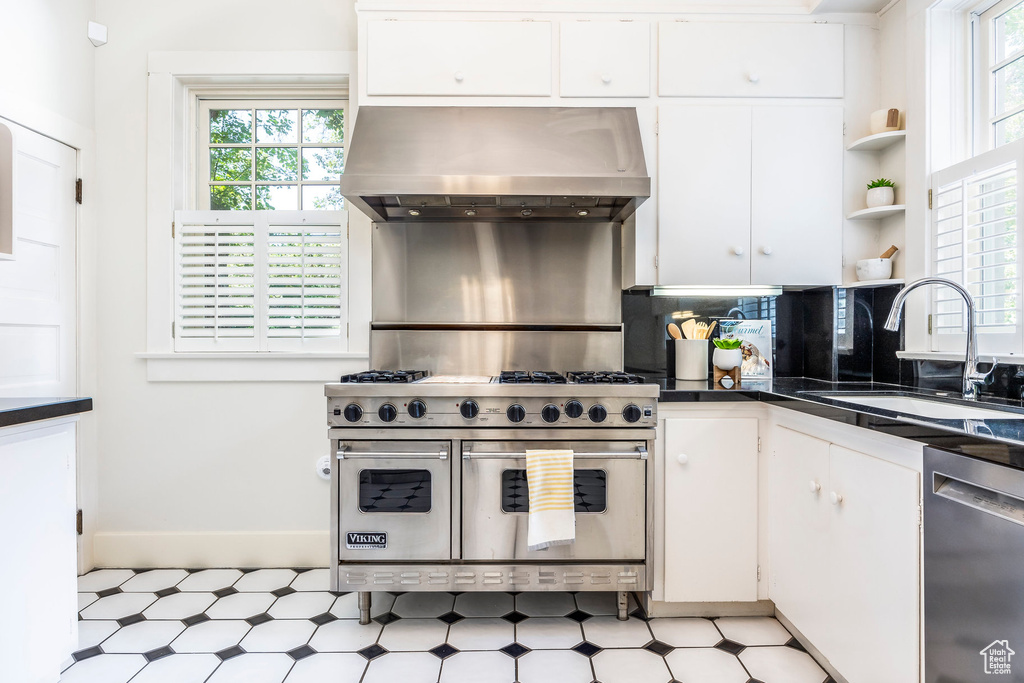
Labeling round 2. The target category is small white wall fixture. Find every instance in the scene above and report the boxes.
[0,121,12,259]
[87,21,107,48]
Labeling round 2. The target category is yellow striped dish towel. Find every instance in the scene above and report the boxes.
[525,449,576,551]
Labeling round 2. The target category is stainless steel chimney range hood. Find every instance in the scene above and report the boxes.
[339,106,650,223]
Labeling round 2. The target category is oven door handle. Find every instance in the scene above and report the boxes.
[462,447,647,460]
[337,447,448,460]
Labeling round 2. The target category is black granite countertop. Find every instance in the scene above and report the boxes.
[0,398,94,429]
[650,375,1024,471]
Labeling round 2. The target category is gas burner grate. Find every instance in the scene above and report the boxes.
[498,371,568,384]
[566,371,646,385]
[339,370,428,384]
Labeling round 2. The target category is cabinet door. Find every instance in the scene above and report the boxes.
[826,445,920,683]
[769,427,831,644]
[366,21,552,96]
[560,21,650,97]
[750,106,842,286]
[663,417,758,602]
[657,106,752,285]
[659,22,844,98]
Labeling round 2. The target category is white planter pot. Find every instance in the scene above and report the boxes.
[713,347,742,371]
[866,186,895,208]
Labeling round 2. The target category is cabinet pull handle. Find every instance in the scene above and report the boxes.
[761,246,773,255]
[830,491,844,506]
[601,73,612,84]
[748,72,761,83]
[809,480,821,493]
[454,71,465,82]
[733,246,745,256]
[676,453,689,465]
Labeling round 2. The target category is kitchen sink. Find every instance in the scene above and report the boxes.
[819,394,1024,421]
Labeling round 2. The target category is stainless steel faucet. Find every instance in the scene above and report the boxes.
[884,277,997,400]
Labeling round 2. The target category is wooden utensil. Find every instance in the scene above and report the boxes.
[681,319,697,340]
[694,322,709,339]
[880,245,899,259]
[707,321,717,338]
[667,323,682,340]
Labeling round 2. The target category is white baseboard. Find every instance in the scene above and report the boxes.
[91,531,331,569]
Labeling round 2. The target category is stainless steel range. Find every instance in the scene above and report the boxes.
[326,371,658,623]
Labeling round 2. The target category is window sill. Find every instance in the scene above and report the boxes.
[136,352,369,382]
[896,351,1024,364]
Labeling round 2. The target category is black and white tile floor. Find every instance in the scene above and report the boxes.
[65,568,835,683]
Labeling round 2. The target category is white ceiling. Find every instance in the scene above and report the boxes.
[811,0,892,12]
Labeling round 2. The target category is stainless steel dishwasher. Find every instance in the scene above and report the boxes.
[925,445,1024,682]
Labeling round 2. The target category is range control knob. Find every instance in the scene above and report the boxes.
[408,400,427,419]
[565,400,584,419]
[507,404,527,423]
[343,404,363,423]
[622,404,642,423]
[588,404,608,423]
[378,403,397,423]
[541,404,560,423]
[460,400,479,419]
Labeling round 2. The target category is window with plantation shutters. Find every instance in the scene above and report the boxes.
[174,210,347,352]
[931,141,1024,354]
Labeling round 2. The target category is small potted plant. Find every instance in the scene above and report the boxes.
[712,337,743,372]
[866,178,896,208]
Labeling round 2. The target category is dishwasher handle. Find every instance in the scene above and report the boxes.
[337,447,448,460]
[933,472,1024,528]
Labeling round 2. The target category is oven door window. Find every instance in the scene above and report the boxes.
[500,469,607,513]
[358,469,432,513]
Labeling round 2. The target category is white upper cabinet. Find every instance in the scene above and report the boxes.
[560,21,651,98]
[366,21,552,97]
[659,22,844,98]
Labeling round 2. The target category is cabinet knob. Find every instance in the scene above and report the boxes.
[830,491,844,506]
[454,71,465,82]
[761,246,773,255]
[733,246,745,256]
[809,480,821,493]
[748,72,761,83]
[676,453,689,465]
[601,73,612,84]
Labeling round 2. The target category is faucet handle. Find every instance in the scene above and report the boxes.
[969,358,999,384]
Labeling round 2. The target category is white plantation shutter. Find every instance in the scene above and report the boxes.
[174,210,347,352]
[931,142,1024,354]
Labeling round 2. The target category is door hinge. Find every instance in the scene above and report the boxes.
[757,437,762,453]
[75,178,83,204]
[927,313,933,335]
[654,254,659,269]
[76,509,83,535]
[928,188,933,209]
[655,120,659,136]
[171,321,176,338]
[918,503,924,529]
[757,565,761,581]
[171,221,176,239]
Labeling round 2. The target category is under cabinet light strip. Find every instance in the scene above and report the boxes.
[650,286,783,297]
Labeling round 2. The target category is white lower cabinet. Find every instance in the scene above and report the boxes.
[662,417,759,602]
[771,426,920,683]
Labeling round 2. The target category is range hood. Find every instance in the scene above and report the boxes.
[339,106,650,223]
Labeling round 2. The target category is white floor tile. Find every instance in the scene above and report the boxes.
[143,592,217,620]
[649,618,723,648]
[233,569,297,592]
[267,592,336,619]
[515,617,584,649]
[176,569,243,593]
[170,620,252,653]
[79,593,158,620]
[439,651,515,683]
[78,592,98,611]
[101,621,187,654]
[665,648,749,683]
[119,570,189,593]
[77,570,136,593]
[289,569,330,592]
[573,592,618,616]
[330,592,395,619]
[58,654,146,683]
[379,617,450,651]
[517,649,594,683]
[392,592,456,618]
[76,620,120,650]
[362,652,442,683]
[581,616,653,648]
[452,592,514,618]
[447,617,514,650]
[205,592,275,619]
[239,620,316,653]
[739,646,829,683]
[516,592,575,617]
[283,653,366,683]
[128,654,220,683]
[308,619,383,652]
[714,617,792,646]
[592,649,673,683]
[205,653,294,683]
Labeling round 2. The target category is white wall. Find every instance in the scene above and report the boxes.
[91,0,358,568]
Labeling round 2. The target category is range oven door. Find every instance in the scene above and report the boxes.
[337,440,451,562]
[461,440,647,561]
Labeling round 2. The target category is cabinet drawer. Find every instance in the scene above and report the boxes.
[366,20,552,96]
[560,21,650,97]
[659,22,844,98]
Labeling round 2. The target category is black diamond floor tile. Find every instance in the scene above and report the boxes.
[374,612,402,625]
[572,641,602,657]
[144,646,174,662]
[629,608,649,622]
[501,610,529,624]
[154,586,181,599]
[500,642,531,658]
[182,613,210,627]
[748,679,766,683]
[438,611,464,625]
[715,639,746,655]
[645,640,674,656]
[246,612,273,626]
[293,567,313,574]
[185,568,203,573]
[117,613,146,627]
[213,586,238,599]
[786,637,807,652]
[430,643,460,659]
[310,612,338,626]
[566,610,592,623]
[239,568,259,574]
[95,587,122,599]
[72,646,103,662]
[215,645,246,661]
[387,591,403,597]
[287,644,317,660]
[358,644,389,660]
[330,591,350,597]
[272,586,297,598]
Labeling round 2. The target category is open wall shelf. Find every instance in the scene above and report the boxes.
[846,130,906,152]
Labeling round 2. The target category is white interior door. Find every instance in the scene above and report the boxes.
[0,120,77,396]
